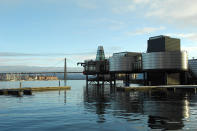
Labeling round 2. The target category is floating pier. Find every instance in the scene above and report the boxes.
[117,85,197,92]
[0,86,71,96]
[20,86,71,91]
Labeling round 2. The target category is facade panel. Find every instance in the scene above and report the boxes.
[147,37,165,52]
[142,51,188,71]
[109,52,141,72]
[189,59,197,77]
[165,37,180,51]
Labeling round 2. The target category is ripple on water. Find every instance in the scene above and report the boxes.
[0,80,197,131]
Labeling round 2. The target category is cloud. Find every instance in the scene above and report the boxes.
[182,45,197,58]
[179,33,197,41]
[165,33,197,42]
[0,66,83,73]
[74,0,197,28]
[1,0,197,29]
[0,57,65,66]
[133,0,150,4]
[127,26,165,35]
[164,33,197,57]
[108,20,126,31]
[182,46,197,52]
[72,0,98,9]
[0,0,24,5]
[111,4,135,14]
[87,18,127,31]
[145,0,197,26]
[0,52,95,57]
[0,52,34,57]
[0,52,95,67]
[110,0,197,28]
[106,46,123,52]
[0,49,116,67]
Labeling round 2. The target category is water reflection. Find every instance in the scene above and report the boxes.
[83,85,196,130]
[64,90,67,103]
[64,80,67,86]
[84,85,112,123]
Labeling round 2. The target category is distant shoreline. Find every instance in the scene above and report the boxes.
[0,79,86,82]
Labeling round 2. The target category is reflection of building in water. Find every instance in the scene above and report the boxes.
[83,85,113,123]
[116,90,195,130]
[83,86,195,130]
[115,90,193,130]
[64,90,67,103]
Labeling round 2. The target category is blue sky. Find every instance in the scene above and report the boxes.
[1,0,197,68]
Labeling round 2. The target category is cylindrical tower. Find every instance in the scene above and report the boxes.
[142,51,188,71]
[96,46,105,61]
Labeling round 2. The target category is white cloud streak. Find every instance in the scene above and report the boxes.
[74,0,197,43]
[0,52,95,57]
[73,0,98,9]
[145,0,197,26]
[0,48,117,67]
[74,0,197,27]
[127,26,165,35]
[166,33,197,42]
[2,0,197,28]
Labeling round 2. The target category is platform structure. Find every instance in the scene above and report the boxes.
[78,46,117,87]
[78,50,144,87]
[79,36,197,87]
[79,59,117,87]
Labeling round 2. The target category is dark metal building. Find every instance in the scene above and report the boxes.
[147,35,180,52]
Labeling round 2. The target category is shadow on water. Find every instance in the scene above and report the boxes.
[83,84,197,130]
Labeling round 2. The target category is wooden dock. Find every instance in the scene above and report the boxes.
[117,85,197,92]
[20,86,71,91]
[0,86,71,96]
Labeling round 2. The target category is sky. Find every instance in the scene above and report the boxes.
[1,0,197,68]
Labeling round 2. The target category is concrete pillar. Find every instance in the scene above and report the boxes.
[102,75,104,86]
[125,74,130,86]
[97,74,99,86]
[20,82,22,88]
[110,74,112,87]
[143,72,146,86]
[86,75,88,86]
[59,80,61,87]
[164,72,167,85]
[114,74,116,87]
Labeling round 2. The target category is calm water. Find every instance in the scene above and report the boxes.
[0,80,197,131]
